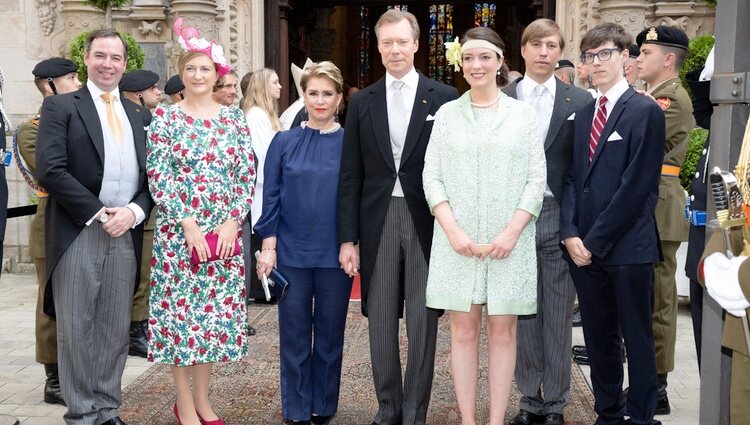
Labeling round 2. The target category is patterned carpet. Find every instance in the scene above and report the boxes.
[120,303,597,424]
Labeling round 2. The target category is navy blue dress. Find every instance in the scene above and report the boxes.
[254,125,342,268]
[253,123,353,421]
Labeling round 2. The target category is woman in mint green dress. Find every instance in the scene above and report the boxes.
[422,27,545,425]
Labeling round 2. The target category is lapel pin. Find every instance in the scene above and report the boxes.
[565,98,570,102]
[136,109,141,112]
[422,99,427,104]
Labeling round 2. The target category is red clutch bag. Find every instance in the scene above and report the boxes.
[190,232,241,265]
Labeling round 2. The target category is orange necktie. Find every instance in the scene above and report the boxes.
[101,93,123,144]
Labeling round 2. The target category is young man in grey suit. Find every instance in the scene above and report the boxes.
[36,29,153,425]
[338,9,458,425]
[502,19,591,425]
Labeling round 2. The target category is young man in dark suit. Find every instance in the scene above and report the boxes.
[559,23,665,425]
[337,9,457,425]
[502,19,591,425]
[36,29,153,425]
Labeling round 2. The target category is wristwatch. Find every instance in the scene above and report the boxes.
[97,212,110,223]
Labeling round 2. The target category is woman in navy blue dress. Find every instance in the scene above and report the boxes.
[254,61,353,425]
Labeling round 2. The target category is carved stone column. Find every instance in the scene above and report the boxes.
[233,0,264,77]
[170,0,219,39]
[646,1,716,38]
[60,0,105,42]
[130,0,168,42]
[165,0,219,76]
[556,0,594,63]
[595,0,651,38]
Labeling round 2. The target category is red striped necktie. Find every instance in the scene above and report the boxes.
[589,96,608,161]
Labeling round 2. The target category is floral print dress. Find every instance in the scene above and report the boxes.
[146,104,255,366]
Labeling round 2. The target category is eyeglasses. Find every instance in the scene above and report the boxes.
[579,48,623,64]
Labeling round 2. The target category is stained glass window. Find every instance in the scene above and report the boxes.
[386,5,408,11]
[474,3,496,28]
[359,6,370,88]
[427,4,454,85]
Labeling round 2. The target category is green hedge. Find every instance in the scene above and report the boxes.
[68,31,145,83]
[680,128,709,192]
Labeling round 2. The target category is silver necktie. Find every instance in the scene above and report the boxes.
[388,80,408,165]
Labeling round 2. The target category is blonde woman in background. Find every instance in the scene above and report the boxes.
[242,68,283,303]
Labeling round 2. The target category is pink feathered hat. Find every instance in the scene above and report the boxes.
[173,17,231,77]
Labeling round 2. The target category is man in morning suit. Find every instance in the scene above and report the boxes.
[634,26,694,415]
[337,9,458,425]
[36,29,153,425]
[502,19,591,425]
[17,57,82,406]
[559,23,665,425]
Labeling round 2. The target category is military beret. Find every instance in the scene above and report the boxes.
[636,26,689,51]
[119,70,160,92]
[32,58,78,79]
[164,75,185,95]
[555,59,575,70]
[628,44,640,59]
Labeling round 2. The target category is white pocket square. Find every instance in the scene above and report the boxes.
[567,113,575,120]
[607,131,623,141]
[426,114,435,121]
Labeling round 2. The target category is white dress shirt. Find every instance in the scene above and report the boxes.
[385,67,419,197]
[86,80,145,227]
[518,74,557,197]
[596,77,630,120]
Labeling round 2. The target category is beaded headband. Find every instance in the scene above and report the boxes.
[445,37,504,71]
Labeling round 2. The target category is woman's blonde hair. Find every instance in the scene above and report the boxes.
[241,68,281,131]
[300,61,344,94]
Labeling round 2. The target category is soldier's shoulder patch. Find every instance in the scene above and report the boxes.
[655,97,671,110]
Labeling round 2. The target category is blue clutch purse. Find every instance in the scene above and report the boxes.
[254,251,291,302]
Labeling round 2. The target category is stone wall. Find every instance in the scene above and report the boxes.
[0,0,265,272]
[0,0,716,272]
[557,0,716,63]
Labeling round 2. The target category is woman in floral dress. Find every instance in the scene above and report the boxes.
[146,19,255,425]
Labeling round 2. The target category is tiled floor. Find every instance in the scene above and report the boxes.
[0,272,700,424]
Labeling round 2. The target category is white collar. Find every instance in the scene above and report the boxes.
[385,68,419,91]
[520,74,557,99]
[87,80,119,102]
[597,77,629,106]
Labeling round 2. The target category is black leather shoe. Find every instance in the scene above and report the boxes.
[43,364,66,406]
[100,417,127,425]
[509,409,544,425]
[572,345,587,356]
[312,415,333,425]
[572,306,582,327]
[128,320,148,358]
[248,325,256,336]
[573,354,590,365]
[543,413,565,425]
